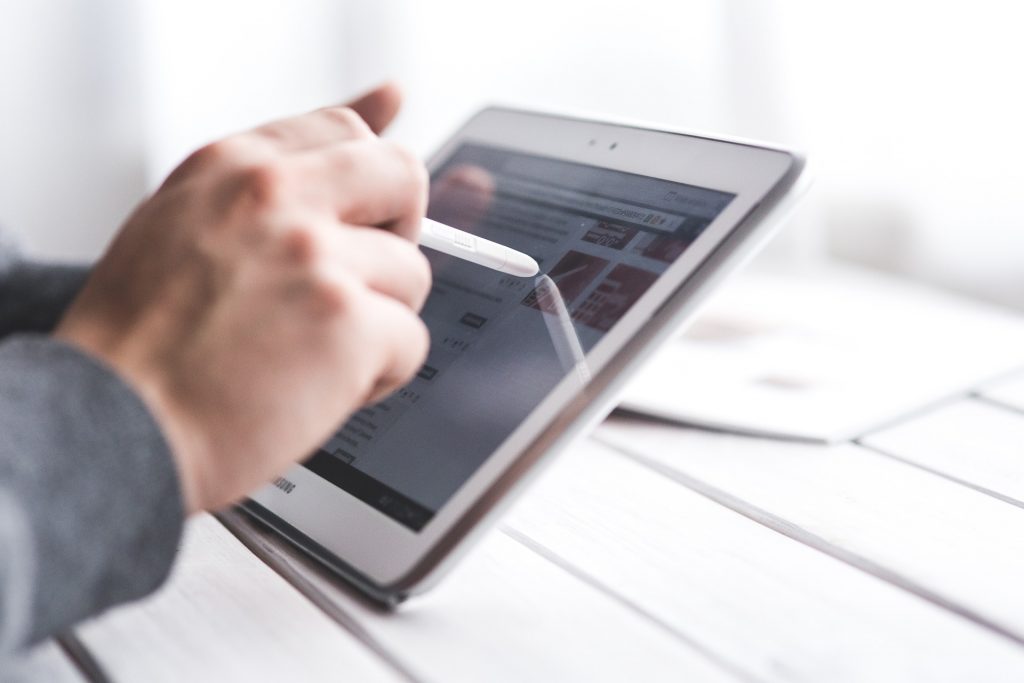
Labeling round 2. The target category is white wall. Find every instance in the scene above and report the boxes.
[771,2,1024,309]
[2,1,1022,310]
[0,0,349,262]
[140,0,349,183]
[0,0,148,261]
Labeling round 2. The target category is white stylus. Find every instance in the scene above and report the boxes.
[419,218,540,278]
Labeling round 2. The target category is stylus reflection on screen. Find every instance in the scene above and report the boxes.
[533,273,592,385]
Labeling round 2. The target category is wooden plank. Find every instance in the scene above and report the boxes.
[75,515,401,683]
[979,370,1024,413]
[503,437,1024,682]
[596,417,1024,646]
[5,640,84,682]
[222,510,737,683]
[861,398,1024,505]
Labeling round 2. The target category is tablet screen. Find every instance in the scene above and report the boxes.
[305,143,734,530]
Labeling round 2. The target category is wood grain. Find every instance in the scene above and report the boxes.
[5,640,83,682]
[861,398,1024,505]
[504,436,1024,682]
[597,417,1024,645]
[223,511,737,683]
[979,370,1024,413]
[75,515,401,682]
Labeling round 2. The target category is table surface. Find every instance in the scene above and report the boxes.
[15,365,1024,682]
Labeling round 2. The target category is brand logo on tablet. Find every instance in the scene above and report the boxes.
[273,477,296,494]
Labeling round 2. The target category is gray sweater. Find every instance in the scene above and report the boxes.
[0,236,184,662]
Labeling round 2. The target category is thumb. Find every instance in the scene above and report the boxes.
[346,82,403,135]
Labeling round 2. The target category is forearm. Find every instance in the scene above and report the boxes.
[0,335,184,656]
[0,261,90,339]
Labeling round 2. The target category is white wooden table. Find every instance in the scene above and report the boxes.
[15,351,1024,681]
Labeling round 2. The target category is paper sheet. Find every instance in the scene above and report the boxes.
[619,265,1024,443]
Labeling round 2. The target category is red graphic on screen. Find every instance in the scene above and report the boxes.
[633,232,692,264]
[572,264,659,332]
[581,221,640,250]
[521,250,609,313]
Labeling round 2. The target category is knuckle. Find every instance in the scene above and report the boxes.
[237,160,293,207]
[313,272,362,317]
[397,318,430,382]
[366,314,429,403]
[169,137,252,185]
[374,234,432,305]
[279,223,322,267]
[406,246,433,301]
[192,137,248,166]
[320,106,371,137]
[410,317,430,360]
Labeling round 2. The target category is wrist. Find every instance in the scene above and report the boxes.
[121,368,208,515]
[54,318,208,514]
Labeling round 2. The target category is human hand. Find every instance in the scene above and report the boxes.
[428,164,496,231]
[56,84,431,513]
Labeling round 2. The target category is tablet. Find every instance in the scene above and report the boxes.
[243,107,806,604]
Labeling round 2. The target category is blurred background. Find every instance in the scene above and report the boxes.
[1,1,1021,309]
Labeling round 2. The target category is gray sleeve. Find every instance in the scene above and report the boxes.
[0,261,90,339]
[0,335,185,657]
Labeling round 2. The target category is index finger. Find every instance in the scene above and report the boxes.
[252,82,402,152]
[346,82,403,134]
[299,139,429,242]
[249,106,375,153]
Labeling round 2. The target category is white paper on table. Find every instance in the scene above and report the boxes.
[619,265,1024,443]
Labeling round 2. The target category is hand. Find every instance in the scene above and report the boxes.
[56,84,432,514]
[429,164,495,231]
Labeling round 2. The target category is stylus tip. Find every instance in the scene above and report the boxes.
[505,250,541,277]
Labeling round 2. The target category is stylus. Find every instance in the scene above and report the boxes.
[419,218,540,277]
[535,273,592,385]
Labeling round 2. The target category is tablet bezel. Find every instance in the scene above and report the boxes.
[243,107,806,599]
